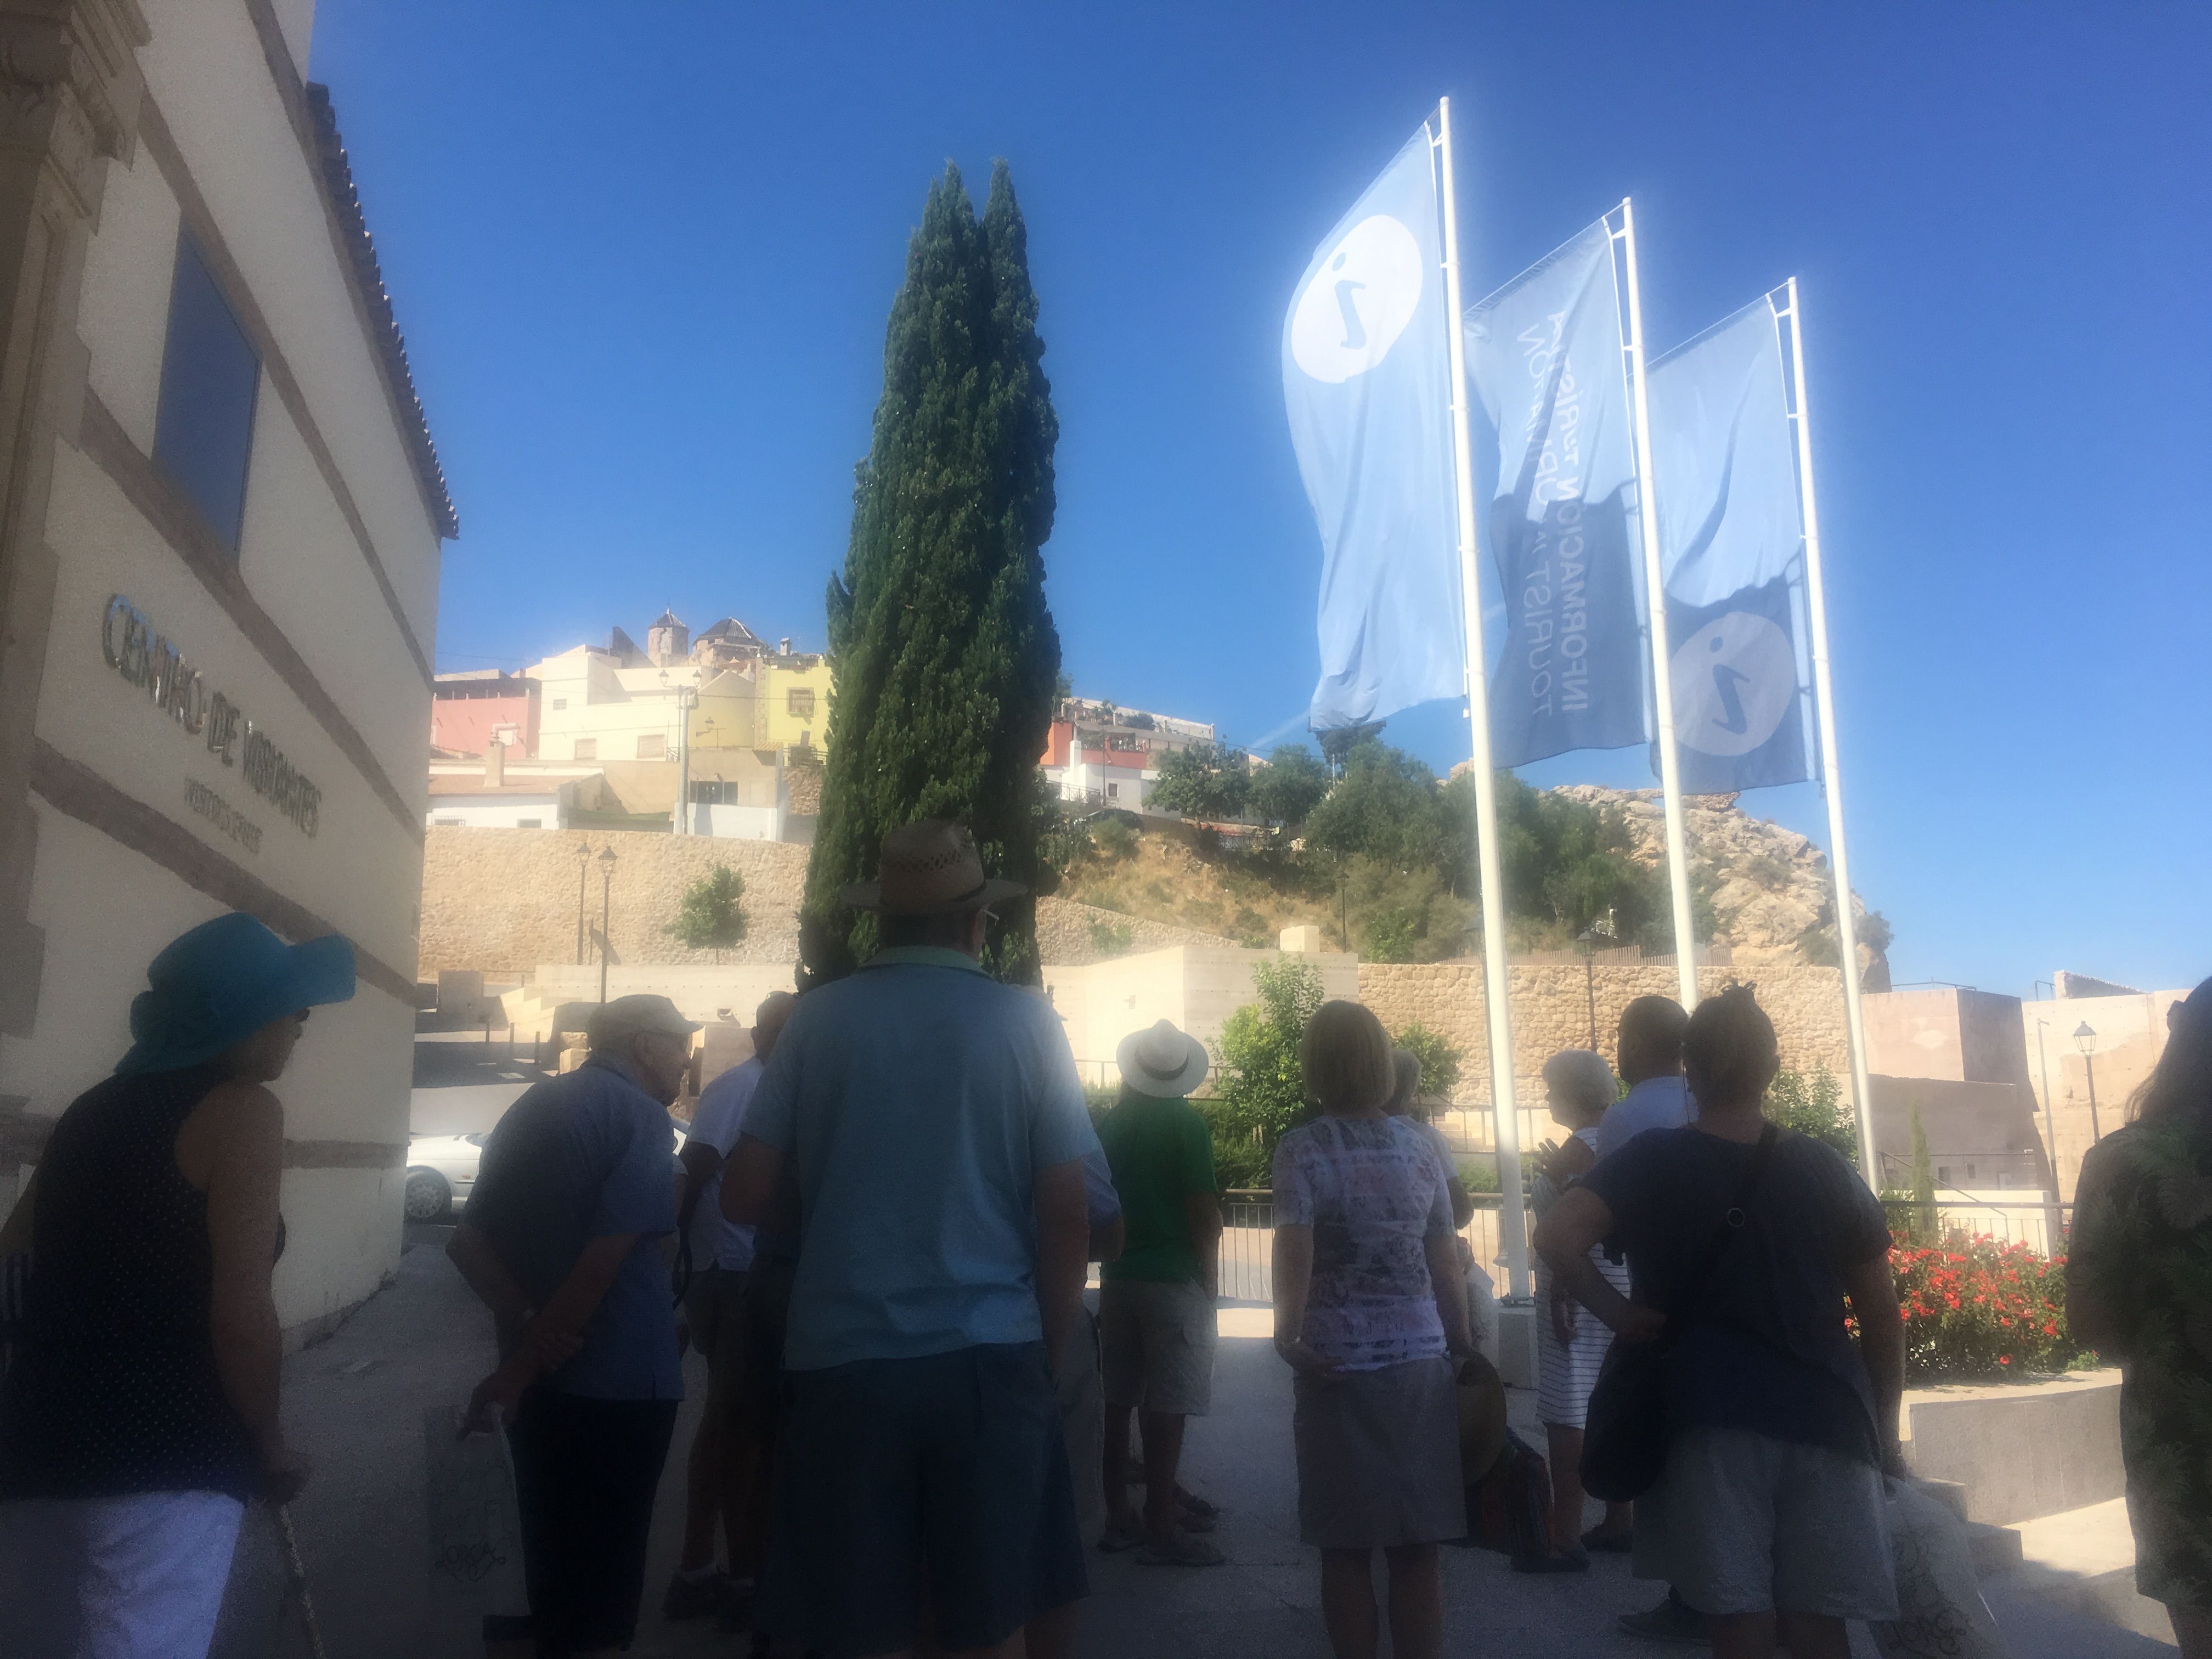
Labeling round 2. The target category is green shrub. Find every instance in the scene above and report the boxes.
[1203,957,1326,1189]
[1086,915,1135,957]
[1394,1023,1464,1100]
[1455,1155,1500,1193]
[666,866,747,956]
[1767,1068,1857,1167]
[1093,816,1137,859]
[1365,907,1417,963]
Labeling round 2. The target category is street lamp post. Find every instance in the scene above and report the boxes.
[574,842,592,965]
[662,670,697,836]
[2032,1017,2059,1177]
[597,845,618,1003]
[1575,927,1600,1049]
[2074,1022,2102,1144]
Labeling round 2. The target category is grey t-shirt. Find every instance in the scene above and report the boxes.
[1578,1125,1891,1463]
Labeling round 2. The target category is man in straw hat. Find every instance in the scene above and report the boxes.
[448,992,699,1658]
[722,820,1099,1659]
[1096,1019,1226,1565]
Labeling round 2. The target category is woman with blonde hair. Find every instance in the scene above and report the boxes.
[1272,1001,1477,1659]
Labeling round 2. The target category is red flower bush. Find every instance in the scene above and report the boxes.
[1885,1234,2079,1379]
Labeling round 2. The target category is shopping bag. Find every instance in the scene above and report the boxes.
[1872,1477,2011,1659]
[424,1406,526,1610]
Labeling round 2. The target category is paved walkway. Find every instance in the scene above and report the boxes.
[210,1243,2175,1656]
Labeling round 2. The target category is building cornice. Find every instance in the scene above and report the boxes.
[237,0,455,539]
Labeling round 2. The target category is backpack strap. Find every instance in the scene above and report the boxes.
[1661,1124,1778,1339]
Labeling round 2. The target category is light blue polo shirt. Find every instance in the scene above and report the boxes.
[744,947,1099,1372]
[463,1054,682,1400]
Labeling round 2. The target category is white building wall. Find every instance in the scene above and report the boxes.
[426,795,565,830]
[3,3,447,1336]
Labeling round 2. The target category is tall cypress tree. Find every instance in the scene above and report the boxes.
[801,161,1062,986]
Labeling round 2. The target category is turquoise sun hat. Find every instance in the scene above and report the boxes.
[116,912,357,1076]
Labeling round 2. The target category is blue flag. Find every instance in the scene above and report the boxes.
[1286,124,1463,733]
[1648,297,1816,793]
[1465,219,1647,766]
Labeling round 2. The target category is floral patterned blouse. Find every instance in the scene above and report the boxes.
[2070,1116,2212,1610]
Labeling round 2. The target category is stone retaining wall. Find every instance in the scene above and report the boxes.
[1357,960,1853,1104]
[419,826,1239,980]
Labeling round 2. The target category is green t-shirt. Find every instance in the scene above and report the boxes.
[1097,1092,1217,1284]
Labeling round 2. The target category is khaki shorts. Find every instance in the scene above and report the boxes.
[1634,1426,1897,1621]
[1099,1277,1215,1417]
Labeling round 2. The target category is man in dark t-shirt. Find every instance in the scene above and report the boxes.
[1536,985,1905,1658]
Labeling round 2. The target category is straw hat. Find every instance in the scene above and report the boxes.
[1117,1019,1211,1099]
[839,820,1025,915]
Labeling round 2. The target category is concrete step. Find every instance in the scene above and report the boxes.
[1990,1498,2172,1645]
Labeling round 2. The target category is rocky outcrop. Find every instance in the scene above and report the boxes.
[1550,785,1889,986]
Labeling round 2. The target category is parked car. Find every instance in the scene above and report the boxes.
[404,1133,486,1222]
[403,1124,691,1223]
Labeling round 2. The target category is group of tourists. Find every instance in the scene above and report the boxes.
[4,814,2212,1659]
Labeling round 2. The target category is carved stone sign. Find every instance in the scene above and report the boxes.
[102,594,321,837]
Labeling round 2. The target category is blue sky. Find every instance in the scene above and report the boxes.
[313,3,2209,999]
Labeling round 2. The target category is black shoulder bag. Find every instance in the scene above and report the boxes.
[1579,1124,1776,1503]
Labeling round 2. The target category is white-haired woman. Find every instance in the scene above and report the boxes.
[1532,1048,1633,1562]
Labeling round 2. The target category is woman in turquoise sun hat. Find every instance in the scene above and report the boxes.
[0,911,356,1657]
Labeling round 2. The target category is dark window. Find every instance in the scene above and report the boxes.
[786,688,816,718]
[154,233,261,552]
[689,781,736,806]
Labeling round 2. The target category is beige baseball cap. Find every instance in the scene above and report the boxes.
[585,994,702,1047]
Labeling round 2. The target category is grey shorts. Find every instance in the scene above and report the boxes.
[757,1342,1087,1654]
[1634,1426,1898,1621]
[1099,1278,1216,1416]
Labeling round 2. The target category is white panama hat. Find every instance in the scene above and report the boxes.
[1116,1018,1211,1098]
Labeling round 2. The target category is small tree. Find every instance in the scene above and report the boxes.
[668,866,747,958]
[1205,958,1325,1188]
[1249,743,1329,828]
[1905,1103,1938,1244]
[1392,1022,1463,1101]
[1149,741,1251,820]
[1767,1067,1858,1167]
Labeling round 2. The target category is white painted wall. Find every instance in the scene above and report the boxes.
[5,3,448,1334]
[688,802,784,841]
[426,794,565,830]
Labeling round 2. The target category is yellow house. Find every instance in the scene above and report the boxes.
[757,656,832,753]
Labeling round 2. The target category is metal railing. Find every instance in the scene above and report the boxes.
[1215,1189,2069,1304]
[1214,1192,1513,1303]
[1882,1197,2071,1255]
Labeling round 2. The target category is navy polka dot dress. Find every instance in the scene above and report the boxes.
[0,1062,262,1502]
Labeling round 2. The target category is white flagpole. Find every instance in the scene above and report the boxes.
[1616,199,1700,1011]
[1779,278,1877,1187]
[1436,97,1530,1299]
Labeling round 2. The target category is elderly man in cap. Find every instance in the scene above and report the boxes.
[1096,1019,1226,1565]
[448,992,699,1659]
[721,820,1099,1659]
